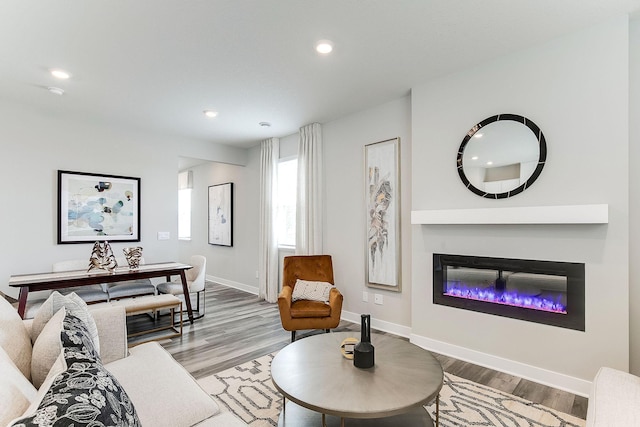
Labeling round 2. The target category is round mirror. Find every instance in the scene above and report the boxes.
[457,114,547,199]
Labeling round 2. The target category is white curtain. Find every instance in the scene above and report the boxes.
[258,137,280,302]
[296,123,323,255]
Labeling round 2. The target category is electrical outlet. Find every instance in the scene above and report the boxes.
[362,291,369,302]
[157,231,170,240]
[374,294,383,305]
[255,270,259,279]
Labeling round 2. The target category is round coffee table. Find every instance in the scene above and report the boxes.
[271,331,443,426]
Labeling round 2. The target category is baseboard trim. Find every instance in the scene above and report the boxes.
[410,333,591,397]
[207,275,258,295]
[341,310,412,338]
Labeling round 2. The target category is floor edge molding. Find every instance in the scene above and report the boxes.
[411,333,591,397]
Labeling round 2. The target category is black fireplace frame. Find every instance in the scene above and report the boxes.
[433,253,585,331]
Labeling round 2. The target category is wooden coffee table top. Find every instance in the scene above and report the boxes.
[271,331,443,420]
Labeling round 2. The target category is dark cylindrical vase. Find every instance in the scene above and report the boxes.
[354,314,375,369]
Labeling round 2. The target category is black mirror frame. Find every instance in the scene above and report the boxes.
[456,113,547,199]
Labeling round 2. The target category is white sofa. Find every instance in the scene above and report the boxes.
[586,366,640,426]
[0,294,245,426]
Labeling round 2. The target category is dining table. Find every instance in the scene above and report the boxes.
[8,262,196,323]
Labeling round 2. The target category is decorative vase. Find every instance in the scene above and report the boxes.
[123,247,143,270]
[87,241,118,273]
[354,314,375,369]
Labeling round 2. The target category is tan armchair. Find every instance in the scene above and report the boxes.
[277,255,343,342]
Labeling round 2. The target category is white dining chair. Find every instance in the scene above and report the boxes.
[156,255,206,319]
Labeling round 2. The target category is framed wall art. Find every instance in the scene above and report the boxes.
[58,170,141,244]
[364,138,401,291]
[208,182,233,246]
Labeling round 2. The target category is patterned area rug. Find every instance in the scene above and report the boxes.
[197,353,586,427]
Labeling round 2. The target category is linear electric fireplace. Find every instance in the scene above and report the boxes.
[433,253,585,331]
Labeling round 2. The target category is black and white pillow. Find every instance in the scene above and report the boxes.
[10,312,141,427]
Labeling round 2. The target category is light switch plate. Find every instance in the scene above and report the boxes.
[362,291,369,302]
[374,294,383,305]
[157,231,170,240]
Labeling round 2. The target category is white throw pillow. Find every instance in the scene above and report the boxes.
[31,307,66,389]
[31,291,100,354]
[0,295,32,380]
[0,347,38,426]
[292,280,334,303]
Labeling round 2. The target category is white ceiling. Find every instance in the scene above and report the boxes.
[1,1,639,149]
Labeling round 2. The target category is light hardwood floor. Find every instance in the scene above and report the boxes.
[128,282,588,420]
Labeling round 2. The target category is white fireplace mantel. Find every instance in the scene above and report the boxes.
[411,204,608,225]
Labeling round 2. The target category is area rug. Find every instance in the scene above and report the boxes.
[197,353,586,427]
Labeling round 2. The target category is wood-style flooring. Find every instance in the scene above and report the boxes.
[127,282,588,420]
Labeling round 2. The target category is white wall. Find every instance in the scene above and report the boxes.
[279,133,298,159]
[629,16,640,375]
[411,16,629,393]
[0,100,247,299]
[179,146,260,293]
[324,96,412,334]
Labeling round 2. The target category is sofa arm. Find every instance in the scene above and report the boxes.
[586,367,640,427]
[90,305,128,364]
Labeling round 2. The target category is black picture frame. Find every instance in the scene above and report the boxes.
[208,182,233,247]
[58,170,141,244]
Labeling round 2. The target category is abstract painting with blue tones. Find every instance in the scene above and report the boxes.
[58,171,140,243]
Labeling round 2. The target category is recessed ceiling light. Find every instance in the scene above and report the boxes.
[474,133,483,138]
[50,69,70,79]
[203,110,218,118]
[47,87,64,95]
[486,161,493,166]
[315,40,333,54]
[471,156,479,160]
[259,122,271,127]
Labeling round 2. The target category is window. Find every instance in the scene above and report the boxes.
[276,158,297,247]
[178,171,192,240]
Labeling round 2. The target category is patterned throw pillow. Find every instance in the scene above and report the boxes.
[10,312,140,427]
[291,280,334,303]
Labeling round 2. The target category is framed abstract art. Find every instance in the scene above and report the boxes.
[58,170,140,244]
[208,182,233,246]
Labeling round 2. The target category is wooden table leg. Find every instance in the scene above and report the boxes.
[17,287,28,319]
[180,270,194,324]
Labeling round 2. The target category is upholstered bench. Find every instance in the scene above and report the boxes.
[96,294,182,345]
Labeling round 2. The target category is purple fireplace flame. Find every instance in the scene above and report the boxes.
[445,282,567,314]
